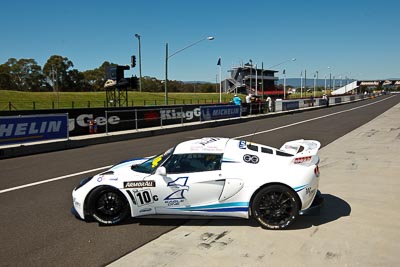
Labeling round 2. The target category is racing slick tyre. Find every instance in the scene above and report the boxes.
[87,186,129,225]
[251,185,300,230]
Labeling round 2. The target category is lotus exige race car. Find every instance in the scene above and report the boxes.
[72,137,323,229]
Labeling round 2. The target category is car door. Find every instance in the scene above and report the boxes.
[144,153,225,214]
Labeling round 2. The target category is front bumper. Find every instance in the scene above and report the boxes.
[299,190,324,215]
[71,206,81,219]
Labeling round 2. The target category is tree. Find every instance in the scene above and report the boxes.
[43,55,74,91]
[82,61,116,90]
[0,63,13,90]
[0,58,44,91]
[65,69,91,91]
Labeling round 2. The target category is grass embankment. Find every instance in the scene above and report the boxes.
[0,90,234,111]
[0,90,327,111]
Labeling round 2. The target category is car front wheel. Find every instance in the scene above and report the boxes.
[251,185,299,230]
[88,186,129,225]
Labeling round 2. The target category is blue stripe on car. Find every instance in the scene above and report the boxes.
[171,202,249,212]
[191,207,249,212]
[293,185,307,192]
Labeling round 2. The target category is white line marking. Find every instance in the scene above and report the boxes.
[0,165,112,194]
[235,96,394,139]
[0,96,395,194]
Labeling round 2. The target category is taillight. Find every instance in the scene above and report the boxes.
[294,156,312,164]
[314,166,320,177]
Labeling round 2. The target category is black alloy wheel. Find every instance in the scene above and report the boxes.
[251,185,299,230]
[88,186,129,225]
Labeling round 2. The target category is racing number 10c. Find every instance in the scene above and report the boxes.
[134,189,158,206]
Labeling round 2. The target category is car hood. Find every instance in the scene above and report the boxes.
[99,157,150,179]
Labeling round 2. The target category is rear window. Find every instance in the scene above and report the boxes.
[276,150,294,157]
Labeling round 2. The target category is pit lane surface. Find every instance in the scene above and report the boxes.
[0,95,398,266]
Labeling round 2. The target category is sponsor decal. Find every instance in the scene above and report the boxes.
[239,140,247,149]
[124,180,156,188]
[144,111,159,121]
[160,108,200,121]
[196,137,220,146]
[243,154,259,164]
[152,155,163,168]
[139,208,152,213]
[359,81,380,86]
[0,114,68,145]
[97,176,103,182]
[200,105,241,121]
[306,187,316,196]
[164,177,189,202]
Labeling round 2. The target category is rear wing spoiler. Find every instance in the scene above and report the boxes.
[280,140,321,165]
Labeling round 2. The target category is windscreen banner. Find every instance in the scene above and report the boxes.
[0,114,69,145]
[200,105,241,121]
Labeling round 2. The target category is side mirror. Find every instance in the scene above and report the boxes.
[155,166,166,176]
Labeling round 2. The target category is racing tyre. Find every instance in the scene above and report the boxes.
[251,185,299,230]
[88,186,129,225]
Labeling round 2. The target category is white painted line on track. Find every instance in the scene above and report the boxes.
[0,165,112,194]
[0,95,395,194]
[235,96,395,139]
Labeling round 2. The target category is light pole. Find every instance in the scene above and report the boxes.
[268,58,296,99]
[165,36,214,105]
[313,73,316,97]
[261,62,264,100]
[283,69,287,99]
[134,33,142,92]
[249,59,253,93]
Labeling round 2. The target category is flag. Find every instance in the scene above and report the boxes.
[217,57,221,66]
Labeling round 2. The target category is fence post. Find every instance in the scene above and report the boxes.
[181,107,184,125]
[160,108,163,127]
[135,110,138,130]
[105,111,108,134]
[72,101,74,109]
[88,101,90,108]
[33,102,36,110]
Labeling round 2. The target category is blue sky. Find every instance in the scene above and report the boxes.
[2,0,399,82]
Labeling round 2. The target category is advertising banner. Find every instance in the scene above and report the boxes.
[200,105,241,121]
[0,114,68,145]
[282,101,300,111]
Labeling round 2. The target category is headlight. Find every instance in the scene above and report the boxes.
[74,176,93,190]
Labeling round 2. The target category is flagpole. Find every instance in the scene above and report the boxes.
[283,69,286,99]
[300,71,303,98]
[218,57,222,103]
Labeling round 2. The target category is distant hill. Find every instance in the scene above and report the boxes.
[278,78,356,88]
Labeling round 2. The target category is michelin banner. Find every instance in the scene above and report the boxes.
[200,105,241,121]
[0,114,69,145]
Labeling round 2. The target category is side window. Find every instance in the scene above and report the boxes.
[163,153,222,173]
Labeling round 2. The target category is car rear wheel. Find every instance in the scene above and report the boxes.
[88,186,129,225]
[251,185,299,230]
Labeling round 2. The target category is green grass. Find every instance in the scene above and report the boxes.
[0,90,236,111]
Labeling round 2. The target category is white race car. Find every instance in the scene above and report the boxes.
[72,137,323,229]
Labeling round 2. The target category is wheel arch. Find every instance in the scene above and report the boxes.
[248,182,302,217]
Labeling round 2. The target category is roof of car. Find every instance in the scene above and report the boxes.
[173,137,230,154]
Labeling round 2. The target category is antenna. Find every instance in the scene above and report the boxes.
[249,127,259,144]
